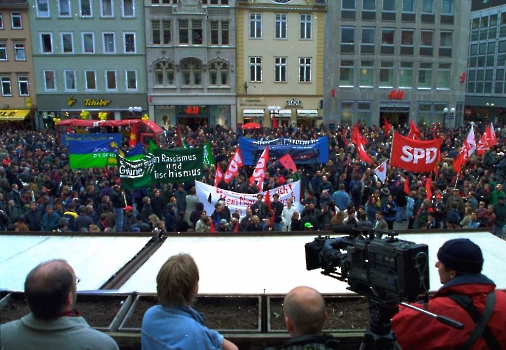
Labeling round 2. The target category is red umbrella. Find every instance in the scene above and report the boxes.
[242,122,262,129]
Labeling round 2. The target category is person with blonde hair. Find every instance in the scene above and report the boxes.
[141,254,237,350]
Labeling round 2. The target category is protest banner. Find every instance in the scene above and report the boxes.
[152,148,204,183]
[390,132,442,173]
[69,139,117,169]
[239,136,328,165]
[118,153,156,190]
[195,180,302,218]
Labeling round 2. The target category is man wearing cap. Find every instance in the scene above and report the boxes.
[124,206,136,231]
[493,194,506,238]
[270,193,284,232]
[392,238,506,349]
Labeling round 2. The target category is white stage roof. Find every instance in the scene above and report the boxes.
[120,232,506,295]
[0,235,151,292]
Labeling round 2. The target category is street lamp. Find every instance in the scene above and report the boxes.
[128,106,142,117]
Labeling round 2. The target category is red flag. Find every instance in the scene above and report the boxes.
[433,144,441,176]
[223,148,244,184]
[452,148,466,174]
[264,190,272,212]
[390,132,442,173]
[129,122,139,147]
[351,124,367,146]
[407,120,422,139]
[249,147,269,190]
[209,220,216,233]
[477,130,489,156]
[356,137,374,165]
[489,123,497,146]
[374,161,387,183]
[214,167,224,187]
[272,117,279,129]
[383,118,392,137]
[176,124,182,147]
[425,177,433,200]
[233,221,239,232]
[403,176,410,195]
[278,153,297,172]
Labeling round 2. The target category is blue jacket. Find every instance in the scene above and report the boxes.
[141,305,223,350]
[41,212,61,231]
[332,190,350,211]
[382,200,398,221]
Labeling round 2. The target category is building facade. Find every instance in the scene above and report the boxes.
[323,0,470,129]
[145,0,237,131]
[236,0,326,129]
[29,0,147,128]
[0,0,36,127]
[465,4,506,124]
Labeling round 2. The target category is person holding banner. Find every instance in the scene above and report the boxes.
[271,193,284,232]
[251,194,268,221]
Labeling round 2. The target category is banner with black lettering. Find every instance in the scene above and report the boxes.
[152,148,204,183]
[390,132,442,173]
[195,180,302,218]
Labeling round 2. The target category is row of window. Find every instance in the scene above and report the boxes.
[470,25,506,42]
[249,13,313,40]
[471,13,506,29]
[0,11,22,30]
[467,81,506,95]
[342,27,452,47]
[37,32,136,55]
[153,60,230,87]
[470,41,506,56]
[42,70,138,92]
[0,42,26,61]
[33,0,136,19]
[336,61,451,89]
[248,57,312,83]
[342,0,454,14]
[151,19,229,46]
[1,76,29,97]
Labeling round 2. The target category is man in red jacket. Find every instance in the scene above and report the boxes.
[392,238,506,349]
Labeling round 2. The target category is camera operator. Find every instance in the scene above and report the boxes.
[391,238,506,349]
[268,286,339,350]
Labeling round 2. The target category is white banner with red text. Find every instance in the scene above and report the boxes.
[195,180,302,219]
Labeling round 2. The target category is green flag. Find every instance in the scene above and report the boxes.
[117,154,155,190]
[148,139,159,153]
[203,142,215,166]
[152,148,204,183]
[69,139,117,169]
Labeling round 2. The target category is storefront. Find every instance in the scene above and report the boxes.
[0,109,33,129]
[36,94,148,129]
[242,109,265,125]
[153,104,232,131]
[296,109,320,128]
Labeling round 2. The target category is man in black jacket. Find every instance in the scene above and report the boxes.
[24,201,41,232]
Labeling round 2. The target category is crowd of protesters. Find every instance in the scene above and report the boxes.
[0,120,505,238]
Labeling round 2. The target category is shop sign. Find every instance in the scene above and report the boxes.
[286,99,301,107]
[67,97,112,107]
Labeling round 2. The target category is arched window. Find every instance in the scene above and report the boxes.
[208,61,229,86]
[181,59,202,86]
[153,60,175,86]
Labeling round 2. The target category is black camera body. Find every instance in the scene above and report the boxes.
[305,231,429,303]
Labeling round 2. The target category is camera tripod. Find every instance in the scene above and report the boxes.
[359,299,401,350]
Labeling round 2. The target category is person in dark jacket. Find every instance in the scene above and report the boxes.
[381,195,398,230]
[164,203,177,232]
[141,197,154,224]
[73,206,93,232]
[150,189,165,221]
[190,202,204,229]
[392,238,506,349]
[24,201,41,232]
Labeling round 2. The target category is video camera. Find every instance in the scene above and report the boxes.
[305,229,429,304]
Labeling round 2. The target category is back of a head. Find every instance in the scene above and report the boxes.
[283,286,326,336]
[156,253,199,306]
[24,260,73,320]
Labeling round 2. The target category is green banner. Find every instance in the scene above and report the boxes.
[203,142,215,166]
[152,148,204,183]
[118,154,156,190]
[69,152,117,169]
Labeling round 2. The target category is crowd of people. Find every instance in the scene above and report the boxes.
[0,121,505,237]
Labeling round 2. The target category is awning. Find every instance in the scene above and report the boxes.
[0,109,30,120]
[296,109,319,117]
[243,109,265,118]
[276,109,292,118]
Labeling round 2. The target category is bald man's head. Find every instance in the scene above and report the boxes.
[24,259,76,319]
[283,286,327,337]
